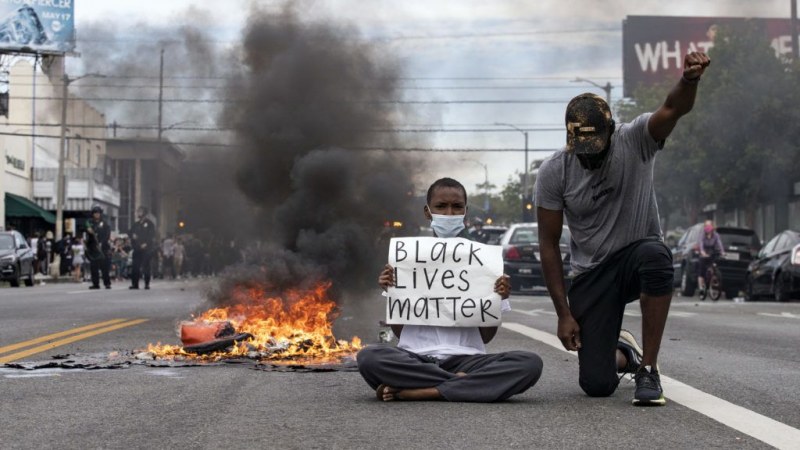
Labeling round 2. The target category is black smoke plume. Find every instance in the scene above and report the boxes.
[74,6,425,323]
[208,5,421,304]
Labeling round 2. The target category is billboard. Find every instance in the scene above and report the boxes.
[623,16,797,96]
[0,0,75,55]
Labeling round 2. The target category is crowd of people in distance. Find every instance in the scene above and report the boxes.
[29,230,242,283]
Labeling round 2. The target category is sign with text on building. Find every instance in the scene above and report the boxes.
[0,0,75,55]
[385,237,503,327]
[623,16,796,96]
[5,143,28,178]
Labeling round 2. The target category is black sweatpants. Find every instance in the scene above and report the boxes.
[567,238,673,397]
[356,345,543,402]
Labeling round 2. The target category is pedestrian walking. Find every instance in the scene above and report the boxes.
[161,234,175,279]
[71,237,85,282]
[173,237,185,279]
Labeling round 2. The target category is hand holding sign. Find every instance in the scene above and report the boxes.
[385,237,505,327]
[378,263,394,290]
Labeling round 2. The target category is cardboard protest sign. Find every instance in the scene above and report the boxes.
[385,237,504,327]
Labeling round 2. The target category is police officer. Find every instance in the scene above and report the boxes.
[85,205,112,289]
[130,206,156,290]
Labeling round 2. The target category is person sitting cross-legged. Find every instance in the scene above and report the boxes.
[356,177,543,402]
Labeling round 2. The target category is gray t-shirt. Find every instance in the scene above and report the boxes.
[535,113,663,275]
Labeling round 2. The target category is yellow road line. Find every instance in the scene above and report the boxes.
[0,319,128,355]
[0,319,148,364]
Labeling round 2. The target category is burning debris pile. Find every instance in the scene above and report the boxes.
[146,282,361,364]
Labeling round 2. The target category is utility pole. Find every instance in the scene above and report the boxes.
[55,72,105,241]
[494,122,530,220]
[792,0,799,60]
[55,74,69,241]
[157,47,164,141]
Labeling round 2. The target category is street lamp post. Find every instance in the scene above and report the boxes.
[571,77,613,105]
[495,121,530,202]
[55,72,105,241]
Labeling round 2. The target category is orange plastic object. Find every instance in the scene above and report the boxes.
[180,321,235,346]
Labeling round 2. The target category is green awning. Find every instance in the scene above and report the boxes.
[5,193,56,224]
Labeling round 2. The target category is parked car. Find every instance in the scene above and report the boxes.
[0,231,36,287]
[500,223,571,294]
[746,230,800,302]
[477,225,508,245]
[672,224,761,298]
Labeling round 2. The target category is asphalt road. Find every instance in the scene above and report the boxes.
[1,279,799,449]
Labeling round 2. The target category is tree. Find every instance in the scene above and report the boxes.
[484,176,522,225]
[617,83,704,228]
[620,20,800,229]
[694,21,798,227]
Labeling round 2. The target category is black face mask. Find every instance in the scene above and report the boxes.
[576,144,610,170]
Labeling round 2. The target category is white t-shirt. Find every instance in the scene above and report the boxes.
[396,299,511,359]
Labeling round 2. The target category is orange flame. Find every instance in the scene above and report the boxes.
[147,282,361,363]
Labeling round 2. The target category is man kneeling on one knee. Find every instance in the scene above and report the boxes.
[356,177,543,402]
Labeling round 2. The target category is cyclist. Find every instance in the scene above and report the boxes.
[697,220,724,294]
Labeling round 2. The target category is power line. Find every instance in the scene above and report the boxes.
[8,96,572,104]
[69,27,620,45]
[0,130,560,152]
[4,82,618,91]
[378,27,620,41]
[7,73,623,81]
[2,122,563,133]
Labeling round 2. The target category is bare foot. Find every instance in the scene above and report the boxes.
[455,372,467,377]
[376,384,402,402]
[375,384,442,401]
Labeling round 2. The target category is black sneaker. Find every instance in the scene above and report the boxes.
[88,285,100,290]
[633,366,666,406]
[617,329,643,374]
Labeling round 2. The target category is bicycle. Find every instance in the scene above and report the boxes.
[699,253,723,301]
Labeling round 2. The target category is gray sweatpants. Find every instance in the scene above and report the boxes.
[356,345,543,402]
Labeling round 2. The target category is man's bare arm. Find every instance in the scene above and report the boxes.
[538,208,569,317]
[648,52,711,142]
[537,207,581,351]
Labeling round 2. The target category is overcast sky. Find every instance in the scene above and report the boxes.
[73,0,796,202]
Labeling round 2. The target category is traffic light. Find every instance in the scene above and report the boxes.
[522,195,534,222]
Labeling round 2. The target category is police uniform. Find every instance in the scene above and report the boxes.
[130,215,156,289]
[85,215,112,289]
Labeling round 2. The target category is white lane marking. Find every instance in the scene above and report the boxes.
[757,312,800,319]
[144,370,184,379]
[67,287,130,294]
[502,322,800,450]
[515,308,557,317]
[624,311,697,318]
[0,368,66,378]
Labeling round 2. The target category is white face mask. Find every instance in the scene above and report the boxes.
[428,207,465,238]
